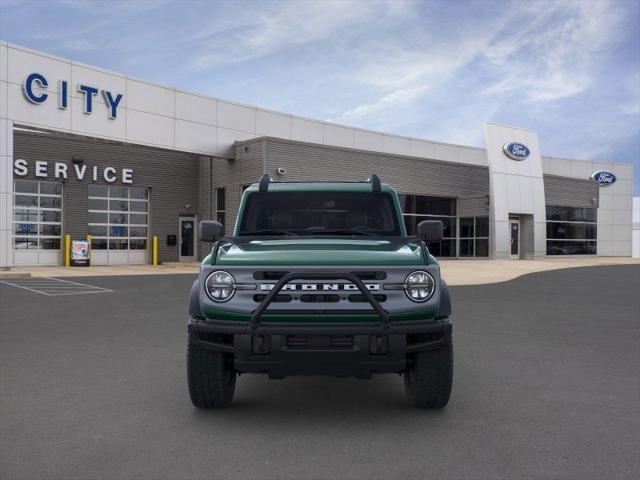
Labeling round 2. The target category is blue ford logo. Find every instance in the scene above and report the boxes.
[503,142,530,161]
[590,170,617,186]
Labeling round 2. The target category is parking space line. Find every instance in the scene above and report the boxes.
[0,281,57,296]
[42,277,113,291]
[0,277,114,296]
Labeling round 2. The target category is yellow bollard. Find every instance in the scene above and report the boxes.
[65,235,71,267]
[153,236,158,266]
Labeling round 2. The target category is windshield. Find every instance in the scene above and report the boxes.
[238,191,402,236]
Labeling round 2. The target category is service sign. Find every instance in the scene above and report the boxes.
[503,142,530,161]
[71,240,91,267]
[590,170,617,186]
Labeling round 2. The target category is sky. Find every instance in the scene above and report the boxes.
[1,0,639,193]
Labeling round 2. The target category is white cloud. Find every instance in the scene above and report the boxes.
[336,85,429,123]
[190,0,410,70]
[483,0,620,102]
[332,0,626,136]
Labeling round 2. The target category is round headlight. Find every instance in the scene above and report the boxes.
[205,271,236,302]
[404,270,435,302]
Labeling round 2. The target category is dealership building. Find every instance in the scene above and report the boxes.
[0,41,636,267]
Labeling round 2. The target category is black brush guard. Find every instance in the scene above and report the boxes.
[249,271,390,331]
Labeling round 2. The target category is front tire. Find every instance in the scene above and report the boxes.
[187,342,236,408]
[404,335,453,408]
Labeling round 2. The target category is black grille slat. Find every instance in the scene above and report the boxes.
[286,335,308,348]
[300,294,340,303]
[253,271,289,280]
[253,294,292,303]
[286,335,355,349]
[348,294,387,303]
[350,271,387,280]
[331,335,355,348]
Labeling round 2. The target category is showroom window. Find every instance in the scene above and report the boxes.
[13,180,63,250]
[88,185,149,250]
[459,216,490,257]
[399,194,457,257]
[215,187,226,225]
[546,205,597,255]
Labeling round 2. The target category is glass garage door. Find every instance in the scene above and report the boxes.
[13,180,63,265]
[88,185,149,265]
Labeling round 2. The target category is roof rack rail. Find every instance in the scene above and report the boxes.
[255,174,382,192]
[258,174,271,192]
[368,174,381,192]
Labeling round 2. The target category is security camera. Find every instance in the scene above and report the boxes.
[276,167,287,175]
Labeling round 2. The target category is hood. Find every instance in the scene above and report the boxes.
[213,237,424,266]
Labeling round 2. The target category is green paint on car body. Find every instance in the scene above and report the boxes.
[215,238,424,266]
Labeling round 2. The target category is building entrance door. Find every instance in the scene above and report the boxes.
[179,217,196,262]
[510,220,520,259]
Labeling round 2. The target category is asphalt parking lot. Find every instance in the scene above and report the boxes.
[1,265,638,480]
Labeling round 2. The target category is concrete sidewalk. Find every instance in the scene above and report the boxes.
[439,257,639,285]
[2,257,638,285]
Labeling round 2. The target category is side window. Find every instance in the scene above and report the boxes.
[215,188,225,226]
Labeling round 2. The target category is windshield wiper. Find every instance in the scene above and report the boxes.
[240,229,298,236]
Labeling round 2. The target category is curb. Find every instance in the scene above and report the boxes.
[0,272,31,280]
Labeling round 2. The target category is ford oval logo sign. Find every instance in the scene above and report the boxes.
[590,170,617,186]
[503,142,530,161]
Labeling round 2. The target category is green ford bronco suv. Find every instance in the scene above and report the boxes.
[187,175,453,408]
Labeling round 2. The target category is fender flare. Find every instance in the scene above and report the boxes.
[188,278,202,318]
[436,279,452,320]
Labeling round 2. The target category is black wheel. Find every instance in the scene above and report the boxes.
[403,335,453,408]
[187,342,236,408]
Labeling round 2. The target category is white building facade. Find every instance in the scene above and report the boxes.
[0,42,635,267]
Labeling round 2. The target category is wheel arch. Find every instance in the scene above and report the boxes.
[189,278,202,318]
[436,279,451,320]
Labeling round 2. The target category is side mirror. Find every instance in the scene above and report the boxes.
[416,220,443,243]
[199,220,225,243]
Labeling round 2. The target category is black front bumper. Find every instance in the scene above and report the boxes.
[188,317,452,378]
[189,270,450,378]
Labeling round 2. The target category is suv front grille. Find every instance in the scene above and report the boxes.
[252,293,386,303]
[252,271,387,281]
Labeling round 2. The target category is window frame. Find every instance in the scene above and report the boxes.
[545,205,597,256]
[458,216,490,258]
[88,185,149,251]
[12,180,63,251]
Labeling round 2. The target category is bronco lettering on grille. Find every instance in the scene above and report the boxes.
[260,283,380,292]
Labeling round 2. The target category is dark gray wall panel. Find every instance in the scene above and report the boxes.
[458,195,489,217]
[198,156,213,260]
[13,131,200,263]
[237,137,490,200]
[544,174,599,208]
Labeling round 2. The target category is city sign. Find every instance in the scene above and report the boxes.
[23,72,124,119]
